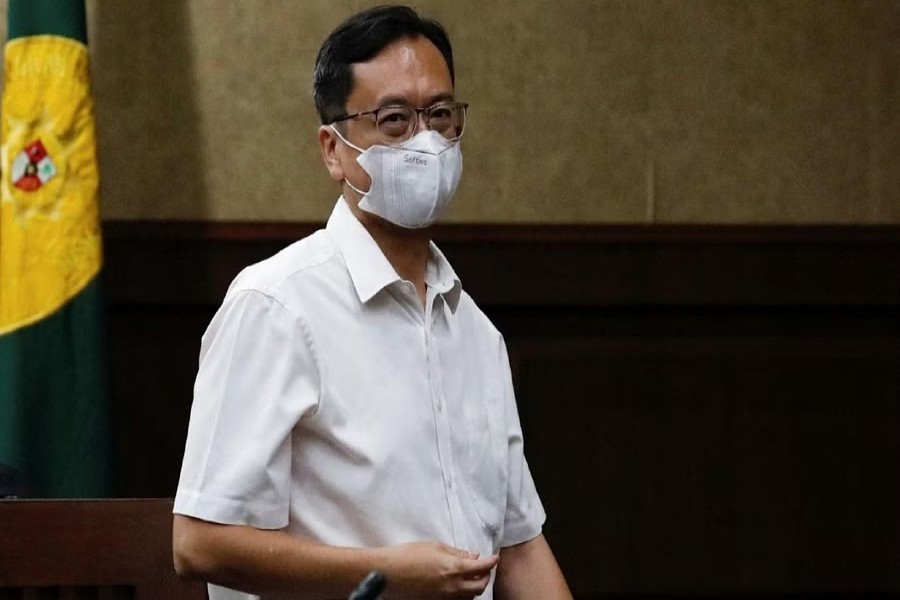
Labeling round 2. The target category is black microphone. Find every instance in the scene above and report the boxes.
[349,570,387,600]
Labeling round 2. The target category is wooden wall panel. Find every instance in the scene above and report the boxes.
[101,221,900,598]
[513,333,900,596]
[0,499,206,599]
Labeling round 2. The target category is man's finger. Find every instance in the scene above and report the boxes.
[463,569,491,580]
[457,553,499,574]
[460,571,491,595]
[445,545,475,558]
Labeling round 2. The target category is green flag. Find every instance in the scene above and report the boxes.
[0,0,111,497]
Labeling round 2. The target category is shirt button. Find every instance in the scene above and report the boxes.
[436,399,443,413]
[447,478,453,489]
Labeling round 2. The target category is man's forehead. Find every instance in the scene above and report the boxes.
[347,36,453,109]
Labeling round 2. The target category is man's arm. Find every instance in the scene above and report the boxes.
[493,534,572,600]
[173,514,498,599]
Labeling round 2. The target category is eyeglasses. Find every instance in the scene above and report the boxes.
[330,101,468,146]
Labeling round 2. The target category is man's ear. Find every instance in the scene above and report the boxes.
[318,125,345,182]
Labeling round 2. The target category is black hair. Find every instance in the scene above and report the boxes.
[313,5,455,124]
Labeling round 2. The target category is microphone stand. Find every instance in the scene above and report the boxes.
[349,571,387,600]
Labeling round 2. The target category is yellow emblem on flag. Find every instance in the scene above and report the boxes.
[0,35,101,335]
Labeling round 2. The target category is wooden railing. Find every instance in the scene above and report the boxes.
[0,499,206,599]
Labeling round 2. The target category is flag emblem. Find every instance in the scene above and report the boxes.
[11,139,57,192]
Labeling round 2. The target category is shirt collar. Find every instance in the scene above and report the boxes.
[425,241,462,313]
[326,197,462,312]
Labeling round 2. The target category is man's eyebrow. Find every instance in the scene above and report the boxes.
[374,92,455,108]
[424,92,455,106]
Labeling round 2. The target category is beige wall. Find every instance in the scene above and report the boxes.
[2,0,898,223]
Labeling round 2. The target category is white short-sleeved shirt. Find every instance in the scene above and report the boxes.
[174,197,545,600]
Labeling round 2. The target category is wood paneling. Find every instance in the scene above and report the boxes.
[101,221,900,598]
[0,499,205,599]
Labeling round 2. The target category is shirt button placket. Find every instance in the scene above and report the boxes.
[426,295,457,541]
[425,301,459,541]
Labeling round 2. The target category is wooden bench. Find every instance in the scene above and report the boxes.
[0,499,206,599]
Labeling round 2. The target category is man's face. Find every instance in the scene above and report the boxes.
[319,35,455,208]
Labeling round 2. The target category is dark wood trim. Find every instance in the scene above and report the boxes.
[102,220,900,244]
[0,499,205,598]
[102,220,900,308]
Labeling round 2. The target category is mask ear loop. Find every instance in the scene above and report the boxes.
[344,177,368,196]
[330,125,370,195]
[330,124,365,153]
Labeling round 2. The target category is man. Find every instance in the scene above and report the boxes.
[172,6,572,600]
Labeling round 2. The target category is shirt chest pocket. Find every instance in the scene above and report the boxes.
[456,392,508,532]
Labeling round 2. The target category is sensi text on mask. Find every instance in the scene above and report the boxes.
[403,154,428,166]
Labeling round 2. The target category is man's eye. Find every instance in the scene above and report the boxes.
[430,108,452,120]
[378,111,411,125]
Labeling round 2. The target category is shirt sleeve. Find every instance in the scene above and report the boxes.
[498,336,547,547]
[173,288,320,529]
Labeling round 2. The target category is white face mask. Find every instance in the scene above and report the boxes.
[331,127,463,229]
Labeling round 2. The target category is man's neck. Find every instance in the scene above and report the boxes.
[347,197,431,307]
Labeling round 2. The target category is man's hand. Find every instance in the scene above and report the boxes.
[381,541,499,599]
